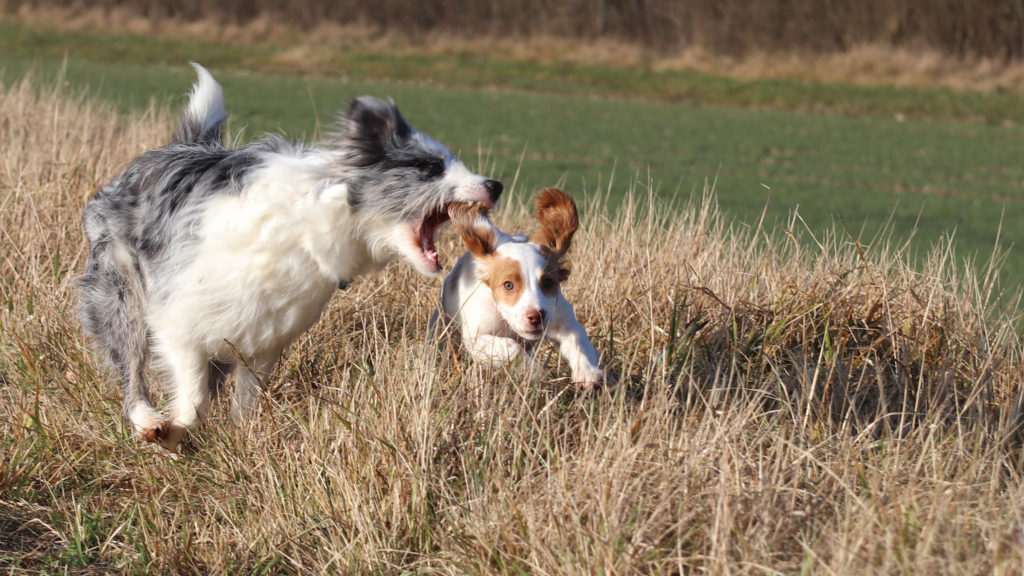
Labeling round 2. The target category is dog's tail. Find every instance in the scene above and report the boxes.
[171,63,228,147]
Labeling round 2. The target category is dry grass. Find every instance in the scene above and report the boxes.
[11,5,1024,94]
[3,72,1024,574]
[10,0,1024,64]
[668,43,1024,94]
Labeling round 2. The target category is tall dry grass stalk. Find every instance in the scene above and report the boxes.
[2,71,1024,574]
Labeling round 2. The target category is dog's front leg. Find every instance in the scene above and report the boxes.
[464,332,530,369]
[548,300,604,390]
[153,337,211,452]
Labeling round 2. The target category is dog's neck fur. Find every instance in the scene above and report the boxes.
[231,148,389,284]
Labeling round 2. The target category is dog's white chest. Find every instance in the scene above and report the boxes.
[151,194,341,357]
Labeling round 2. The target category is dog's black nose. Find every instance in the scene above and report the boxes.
[484,179,503,203]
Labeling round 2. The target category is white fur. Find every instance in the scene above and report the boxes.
[144,158,344,443]
[186,62,228,136]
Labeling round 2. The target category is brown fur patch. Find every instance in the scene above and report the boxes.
[541,263,569,294]
[481,255,525,307]
[449,202,496,257]
[529,187,579,258]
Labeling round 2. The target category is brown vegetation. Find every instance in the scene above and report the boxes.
[6,0,1024,62]
[4,70,1024,572]
[9,3,1024,95]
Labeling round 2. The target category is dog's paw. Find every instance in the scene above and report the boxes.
[136,419,188,454]
[572,367,606,391]
[132,409,169,441]
[137,423,164,444]
[157,422,189,454]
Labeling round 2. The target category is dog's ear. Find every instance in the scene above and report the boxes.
[529,187,579,258]
[342,97,412,167]
[449,203,497,258]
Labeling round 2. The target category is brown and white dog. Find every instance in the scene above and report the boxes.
[433,188,604,389]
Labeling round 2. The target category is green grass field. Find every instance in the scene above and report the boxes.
[3,20,1024,293]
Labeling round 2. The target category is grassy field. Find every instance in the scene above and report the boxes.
[2,69,1024,574]
[3,19,1024,574]
[4,21,1024,292]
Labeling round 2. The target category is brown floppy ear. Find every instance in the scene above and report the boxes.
[529,187,579,258]
[448,203,497,258]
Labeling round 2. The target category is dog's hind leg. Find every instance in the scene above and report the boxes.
[230,351,278,425]
[208,360,235,398]
[119,339,166,442]
[79,233,166,441]
[108,303,165,440]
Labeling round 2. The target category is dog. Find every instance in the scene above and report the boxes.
[433,188,604,389]
[79,64,503,452]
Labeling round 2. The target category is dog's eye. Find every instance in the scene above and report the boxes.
[415,159,445,180]
[502,280,514,291]
[541,277,556,290]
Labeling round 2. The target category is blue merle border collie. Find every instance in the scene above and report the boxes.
[79,64,502,452]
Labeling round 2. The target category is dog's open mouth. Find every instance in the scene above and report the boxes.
[414,201,493,274]
[417,206,451,272]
